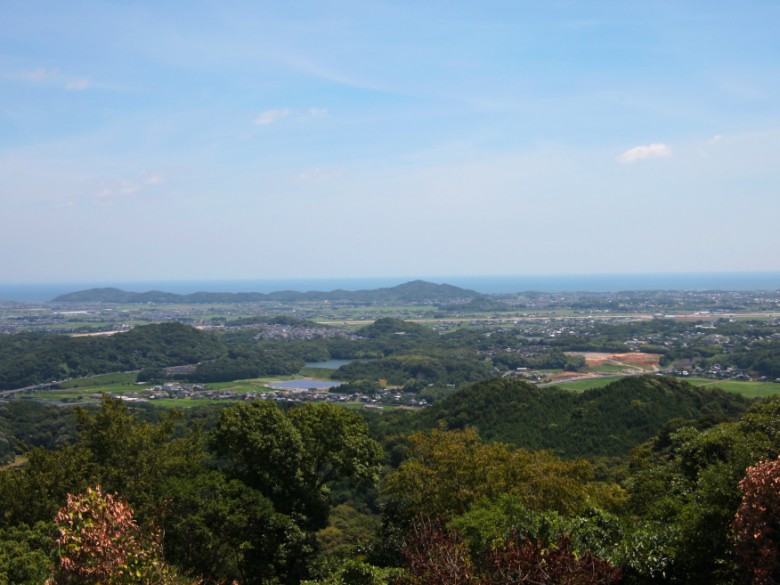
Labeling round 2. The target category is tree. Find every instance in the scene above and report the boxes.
[399,516,622,585]
[382,427,623,522]
[50,486,182,585]
[288,403,383,488]
[211,401,381,530]
[733,457,780,585]
[0,522,53,585]
[210,401,308,517]
[74,396,204,521]
[161,471,310,585]
[623,397,780,583]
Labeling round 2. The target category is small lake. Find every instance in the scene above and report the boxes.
[268,379,343,390]
[304,359,354,370]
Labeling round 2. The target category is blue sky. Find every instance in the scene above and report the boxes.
[2,1,779,283]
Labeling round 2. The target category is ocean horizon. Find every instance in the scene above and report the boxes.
[1,272,780,303]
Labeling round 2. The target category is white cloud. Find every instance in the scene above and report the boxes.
[709,134,723,144]
[254,108,291,125]
[307,107,329,118]
[66,78,90,91]
[617,143,672,164]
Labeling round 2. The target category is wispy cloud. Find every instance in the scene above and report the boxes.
[617,143,672,164]
[254,108,291,125]
[709,134,723,145]
[66,78,90,91]
[12,68,92,91]
[307,107,329,118]
[91,173,165,205]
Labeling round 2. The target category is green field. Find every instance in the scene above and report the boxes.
[553,375,780,398]
[59,372,138,388]
[149,398,237,408]
[554,377,623,392]
[684,377,780,398]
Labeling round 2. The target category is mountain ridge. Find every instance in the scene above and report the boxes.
[51,279,481,304]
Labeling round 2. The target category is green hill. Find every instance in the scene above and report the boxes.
[0,323,223,390]
[416,375,750,457]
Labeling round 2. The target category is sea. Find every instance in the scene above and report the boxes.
[1,272,779,303]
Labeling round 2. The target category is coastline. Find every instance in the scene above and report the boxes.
[1,271,779,303]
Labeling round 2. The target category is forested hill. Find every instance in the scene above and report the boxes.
[52,280,480,304]
[415,375,750,457]
[0,323,223,390]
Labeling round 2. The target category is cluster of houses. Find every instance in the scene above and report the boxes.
[105,381,429,410]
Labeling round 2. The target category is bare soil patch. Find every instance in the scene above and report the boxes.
[567,352,662,369]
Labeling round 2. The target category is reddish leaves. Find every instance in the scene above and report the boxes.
[401,516,476,585]
[484,535,622,585]
[50,486,175,585]
[400,515,622,585]
[734,457,780,585]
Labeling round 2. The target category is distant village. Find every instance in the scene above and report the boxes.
[109,380,429,411]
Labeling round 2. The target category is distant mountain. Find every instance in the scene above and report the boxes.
[52,280,480,304]
[416,375,750,457]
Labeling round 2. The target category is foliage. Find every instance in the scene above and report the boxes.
[189,348,303,383]
[336,353,493,388]
[0,522,54,585]
[74,397,205,520]
[314,504,381,560]
[302,559,403,585]
[211,401,382,530]
[382,427,624,523]
[161,470,309,585]
[50,486,183,585]
[733,457,780,585]
[399,516,622,585]
[623,397,780,583]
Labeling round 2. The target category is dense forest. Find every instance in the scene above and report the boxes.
[1,374,780,584]
[0,323,224,390]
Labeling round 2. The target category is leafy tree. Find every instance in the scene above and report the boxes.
[302,559,403,585]
[162,470,309,585]
[0,522,54,585]
[399,516,622,585]
[211,401,383,530]
[0,445,96,529]
[624,397,780,583]
[382,427,624,523]
[210,401,309,517]
[288,403,383,488]
[74,397,204,520]
[733,457,780,585]
[50,486,183,585]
